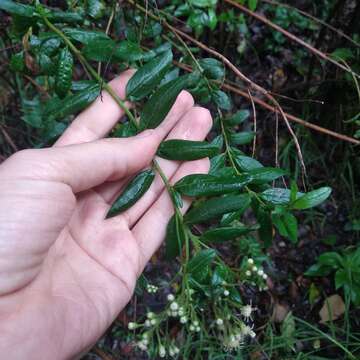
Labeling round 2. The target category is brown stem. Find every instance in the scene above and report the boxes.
[224,0,360,80]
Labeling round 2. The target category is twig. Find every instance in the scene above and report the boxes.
[0,125,18,153]
[261,0,360,48]
[224,0,360,80]
[92,347,115,360]
[247,88,257,157]
[24,75,50,98]
[127,0,308,178]
[174,60,360,145]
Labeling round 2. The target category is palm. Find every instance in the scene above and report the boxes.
[0,72,212,359]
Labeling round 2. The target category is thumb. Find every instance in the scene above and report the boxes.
[0,130,160,193]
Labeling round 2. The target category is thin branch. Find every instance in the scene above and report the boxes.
[0,125,18,153]
[247,88,257,157]
[261,0,360,48]
[224,0,360,80]
[174,60,360,145]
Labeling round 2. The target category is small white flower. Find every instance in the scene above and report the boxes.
[127,322,137,330]
[147,312,155,319]
[174,346,180,354]
[193,320,199,326]
[195,326,201,332]
[262,273,268,280]
[167,294,175,302]
[145,319,151,327]
[189,325,195,331]
[216,318,224,326]
[180,316,188,324]
[223,289,230,296]
[169,348,175,357]
[245,270,252,277]
[150,319,157,325]
[142,333,148,339]
[170,302,179,311]
[249,330,256,338]
[257,269,264,276]
[137,341,148,351]
[159,345,166,358]
[247,258,254,265]
[241,304,254,319]
[178,307,185,316]
[252,266,258,272]
[241,324,252,336]
[166,310,172,316]
[142,338,149,345]
[171,311,178,317]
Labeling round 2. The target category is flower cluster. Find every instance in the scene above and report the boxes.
[245,258,269,289]
[146,283,158,294]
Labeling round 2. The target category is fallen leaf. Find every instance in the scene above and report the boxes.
[319,294,345,323]
[272,302,290,323]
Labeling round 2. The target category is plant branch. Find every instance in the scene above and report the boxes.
[224,0,360,80]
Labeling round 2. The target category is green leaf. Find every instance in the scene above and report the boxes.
[335,269,347,290]
[257,206,273,247]
[272,210,298,243]
[140,75,191,129]
[227,110,250,125]
[201,225,259,243]
[87,0,105,19]
[233,154,263,171]
[108,169,155,216]
[0,0,34,17]
[40,37,61,56]
[305,263,333,277]
[292,187,332,210]
[63,28,110,44]
[212,89,232,110]
[188,249,216,278]
[209,154,226,174]
[185,194,251,224]
[48,9,84,24]
[126,50,173,101]
[261,188,292,205]
[188,0,217,8]
[174,173,252,197]
[83,39,144,62]
[157,140,219,161]
[199,58,224,80]
[165,214,187,259]
[229,131,254,145]
[318,252,343,268]
[44,83,100,120]
[55,47,73,99]
[71,80,98,91]
[248,0,258,11]
[10,51,25,72]
[248,167,287,185]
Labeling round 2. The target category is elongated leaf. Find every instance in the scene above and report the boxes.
[140,75,190,129]
[108,169,155,216]
[212,89,232,110]
[165,214,186,259]
[229,131,255,145]
[45,83,100,120]
[83,39,144,62]
[0,0,34,17]
[188,249,216,277]
[233,154,263,171]
[292,187,332,210]
[261,188,292,205]
[48,10,84,24]
[248,167,287,185]
[199,58,225,80]
[201,225,259,243]
[63,28,110,44]
[227,110,250,125]
[157,140,219,161]
[174,173,252,197]
[257,206,273,247]
[87,0,105,19]
[185,194,251,224]
[126,50,173,101]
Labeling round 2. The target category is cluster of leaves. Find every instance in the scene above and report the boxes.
[1,0,335,358]
[306,247,360,306]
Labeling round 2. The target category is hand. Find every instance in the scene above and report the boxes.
[0,70,212,359]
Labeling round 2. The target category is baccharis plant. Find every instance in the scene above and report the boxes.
[1,0,333,357]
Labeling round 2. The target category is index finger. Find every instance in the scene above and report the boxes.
[54,69,135,147]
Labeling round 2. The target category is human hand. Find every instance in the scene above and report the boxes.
[0,70,212,359]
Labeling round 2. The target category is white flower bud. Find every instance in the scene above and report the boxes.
[167,294,175,302]
[180,316,187,324]
[249,330,256,338]
[245,270,252,277]
[257,269,264,276]
[145,320,151,327]
[193,320,199,326]
[169,348,175,357]
[262,273,268,280]
[159,345,166,358]
[138,341,147,351]
[171,311,178,317]
[189,325,195,331]
[247,258,254,265]
[223,289,230,296]
[147,312,155,319]
[216,318,224,326]
[174,346,180,354]
[128,322,137,330]
[195,326,201,332]
[150,319,157,325]
[170,302,179,311]
[252,266,258,272]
